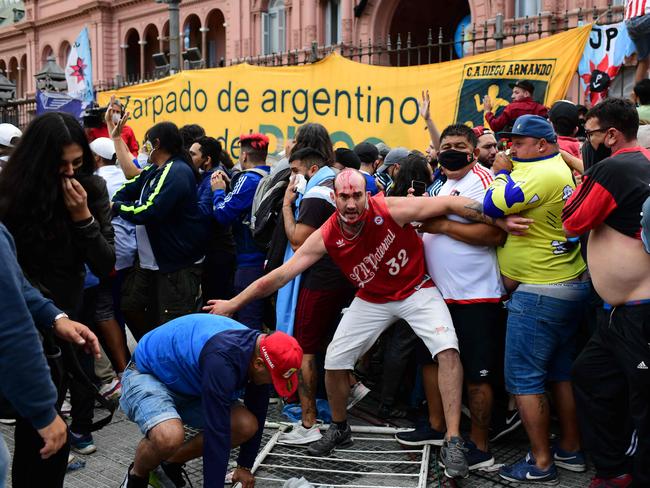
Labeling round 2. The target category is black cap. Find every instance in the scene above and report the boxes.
[353,142,379,164]
[548,100,579,127]
[335,148,361,170]
[509,80,535,95]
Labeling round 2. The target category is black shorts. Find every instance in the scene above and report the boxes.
[121,262,202,326]
[417,302,506,384]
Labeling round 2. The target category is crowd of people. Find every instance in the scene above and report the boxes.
[0,73,649,488]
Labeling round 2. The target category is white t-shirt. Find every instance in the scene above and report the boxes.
[423,164,505,303]
[96,165,127,199]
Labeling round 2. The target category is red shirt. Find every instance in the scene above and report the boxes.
[87,125,139,156]
[562,147,650,238]
[557,136,582,159]
[321,193,432,304]
[485,97,548,132]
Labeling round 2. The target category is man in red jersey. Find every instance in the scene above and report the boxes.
[206,169,470,478]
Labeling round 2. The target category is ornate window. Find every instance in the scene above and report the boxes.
[324,0,341,46]
[262,0,286,54]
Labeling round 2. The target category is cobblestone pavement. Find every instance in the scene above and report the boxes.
[1,401,593,488]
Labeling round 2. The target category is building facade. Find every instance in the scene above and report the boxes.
[0,0,624,99]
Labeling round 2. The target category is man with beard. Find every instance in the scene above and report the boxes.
[396,125,506,475]
[206,169,472,478]
[473,126,498,169]
[563,98,650,488]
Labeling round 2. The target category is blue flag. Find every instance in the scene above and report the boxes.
[35,90,84,119]
[65,27,94,106]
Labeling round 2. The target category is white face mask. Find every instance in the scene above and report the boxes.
[112,113,121,125]
[137,152,150,168]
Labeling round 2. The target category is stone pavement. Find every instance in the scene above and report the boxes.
[0,401,593,488]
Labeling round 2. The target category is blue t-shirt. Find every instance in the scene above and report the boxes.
[134,314,268,485]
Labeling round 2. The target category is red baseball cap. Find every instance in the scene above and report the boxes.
[259,332,303,397]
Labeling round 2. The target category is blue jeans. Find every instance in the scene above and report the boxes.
[120,363,204,435]
[0,435,9,488]
[627,14,650,58]
[505,284,589,395]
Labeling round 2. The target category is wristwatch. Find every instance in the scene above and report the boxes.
[53,312,69,326]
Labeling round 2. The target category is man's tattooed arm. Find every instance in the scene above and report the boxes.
[457,199,497,225]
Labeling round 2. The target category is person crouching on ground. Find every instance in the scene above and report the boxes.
[119,313,302,488]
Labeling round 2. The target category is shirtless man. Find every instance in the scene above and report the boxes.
[562,98,650,487]
[206,169,471,478]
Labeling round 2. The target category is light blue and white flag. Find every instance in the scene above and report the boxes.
[65,27,94,105]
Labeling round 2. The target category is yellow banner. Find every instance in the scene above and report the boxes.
[99,25,591,158]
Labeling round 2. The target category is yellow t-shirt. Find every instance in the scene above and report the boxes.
[483,153,586,284]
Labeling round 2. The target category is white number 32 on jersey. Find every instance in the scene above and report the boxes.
[386,249,409,275]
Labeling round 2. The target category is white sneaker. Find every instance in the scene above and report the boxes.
[60,400,72,418]
[278,423,323,445]
[347,382,370,410]
[99,378,122,400]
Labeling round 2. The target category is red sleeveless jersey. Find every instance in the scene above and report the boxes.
[321,193,432,304]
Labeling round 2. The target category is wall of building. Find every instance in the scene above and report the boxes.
[0,0,619,98]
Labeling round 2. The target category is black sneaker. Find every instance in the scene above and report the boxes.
[119,463,150,488]
[159,461,193,487]
[489,408,522,442]
[395,425,445,446]
[307,423,353,456]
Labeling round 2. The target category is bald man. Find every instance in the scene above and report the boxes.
[206,169,473,478]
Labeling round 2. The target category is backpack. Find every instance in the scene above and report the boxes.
[248,167,292,249]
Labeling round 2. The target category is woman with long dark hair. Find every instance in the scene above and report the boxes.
[0,112,115,487]
[111,120,207,340]
[389,152,433,197]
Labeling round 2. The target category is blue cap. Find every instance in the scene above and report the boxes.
[499,114,557,143]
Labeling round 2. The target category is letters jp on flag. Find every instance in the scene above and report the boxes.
[65,27,94,106]
[578,22,635,106]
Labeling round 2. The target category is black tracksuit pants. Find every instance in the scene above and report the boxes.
[572,303,650,486]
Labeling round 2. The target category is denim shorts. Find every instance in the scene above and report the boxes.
[505,283,589,395]
[119,362,204,435]
[627,15,650,58]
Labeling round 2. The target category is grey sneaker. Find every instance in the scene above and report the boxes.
[440,436,469,479]
[307,423,353,456]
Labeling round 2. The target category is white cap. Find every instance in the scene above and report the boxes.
[0,123,22,147]
[89,137,116,161]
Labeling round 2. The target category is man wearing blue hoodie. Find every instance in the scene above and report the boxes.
[210,133,271,330]
[0,222,100,487]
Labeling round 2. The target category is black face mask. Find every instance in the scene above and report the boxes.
[438,149,473,171]
[593,143,611,165]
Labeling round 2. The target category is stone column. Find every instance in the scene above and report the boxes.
[138,40,147,78]
[304,0,317,47]
[200,26,209,65]
[119,44,128,79]
[341,0,353,45]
